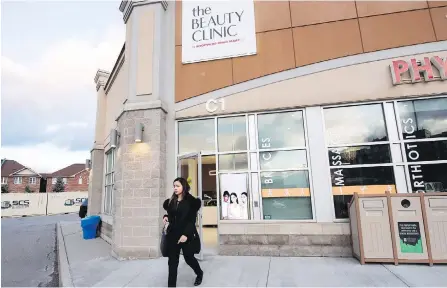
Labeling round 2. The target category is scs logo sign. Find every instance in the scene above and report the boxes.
[1,200,30,209]
[64,198,87,206]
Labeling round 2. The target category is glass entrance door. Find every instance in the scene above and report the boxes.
[177,153,204,260]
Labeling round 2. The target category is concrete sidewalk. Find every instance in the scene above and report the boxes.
[57,221,447,287]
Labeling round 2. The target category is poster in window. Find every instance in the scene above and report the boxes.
[219,173,249,220]
[398,222,423,254]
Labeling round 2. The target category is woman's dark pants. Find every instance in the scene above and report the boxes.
[168,243,202,287]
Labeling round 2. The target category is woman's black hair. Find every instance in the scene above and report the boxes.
[170,177,190,204]
[241,192,247,197]
[230,192,239,204]
[223,191,230,197]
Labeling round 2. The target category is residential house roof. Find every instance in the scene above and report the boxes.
[40,173,52,179]
[1,159,27,176]
[50,164,86,178]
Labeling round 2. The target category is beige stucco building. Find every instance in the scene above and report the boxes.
[88,0,447,259]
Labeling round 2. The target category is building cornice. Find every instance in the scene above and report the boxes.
[91,144,105,153]
[94,70,111,91]
[105,43,126,94]
[120,0,168,23]
[115,99,168,122]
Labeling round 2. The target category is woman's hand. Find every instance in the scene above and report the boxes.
[178,235,187,244]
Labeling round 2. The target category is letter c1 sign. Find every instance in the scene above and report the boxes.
[206,99,225,113]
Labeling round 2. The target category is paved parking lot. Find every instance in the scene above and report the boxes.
[1,214,78,287]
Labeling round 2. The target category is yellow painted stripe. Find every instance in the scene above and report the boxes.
[332,185,397,195]
[261,185,397,198]
[261,188,311,198]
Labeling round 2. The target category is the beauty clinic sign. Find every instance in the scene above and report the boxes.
[182,0,257,64]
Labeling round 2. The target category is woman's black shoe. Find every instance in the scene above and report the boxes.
[194,272,203,286]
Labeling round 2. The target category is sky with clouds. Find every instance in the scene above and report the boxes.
[1,1,125,172]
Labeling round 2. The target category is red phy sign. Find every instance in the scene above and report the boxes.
[390,56,446,85]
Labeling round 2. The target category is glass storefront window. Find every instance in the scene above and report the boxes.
[397,97,447,193]
[218,116,247,152]
[257,111,305,149]
[218,153,248,171]
[176,98,447,222]
[178,119,215,154]
[407,163,447,193]
[403,140,447,162]
[324,104,388,145]
[202,156,217,207]
[328,145,392,166]
[259,150,307,170]
[397,98,447,140]
[257,110,313,220]
[324,103,393,219]
[261,171,312,220]
[331,166,396,218]
[104,149,115,215]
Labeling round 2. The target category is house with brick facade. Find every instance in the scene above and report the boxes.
[1,159,43,193]
[46,164,89,192]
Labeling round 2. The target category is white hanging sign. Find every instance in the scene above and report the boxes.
[182,0,257,64]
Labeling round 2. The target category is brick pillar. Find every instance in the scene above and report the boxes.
[112,106,167,259]
[88,148,104,216]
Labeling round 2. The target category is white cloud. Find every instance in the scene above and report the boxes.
[45,124,62,134]
[1,143,89,173]
[2,23,125,107]
[44,122,89,135]
[67,121,89,128]
[1,21,124,168]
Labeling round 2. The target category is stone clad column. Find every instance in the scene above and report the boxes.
[88,70,110,216]
[113,105,167,258]
[112,0,173,259]
[88,149,104,216]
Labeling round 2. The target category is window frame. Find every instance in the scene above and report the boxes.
[176,95,446,223]
[176,108,316,223]
[322,95,447,221]
[1,177,7,185]
[78,176,83,185]
[29,177,36,185]
[322,101,397,221]
[103,148,115,215]
[14,177,22,184]
[394,96,447,193]
[255,109,315,221]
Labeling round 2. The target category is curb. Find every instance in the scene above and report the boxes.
[57,222,75,287]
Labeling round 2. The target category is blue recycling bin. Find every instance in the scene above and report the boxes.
[81,215,101,240]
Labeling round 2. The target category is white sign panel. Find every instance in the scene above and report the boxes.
[182,0,257,64]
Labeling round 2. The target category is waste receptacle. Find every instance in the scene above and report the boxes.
[423,193,447,264]
[81,215,101,240]
[390,194,429,264]
[349,193,395,264]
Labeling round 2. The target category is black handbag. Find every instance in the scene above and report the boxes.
[190,231,201,254]
[160,227,169,257]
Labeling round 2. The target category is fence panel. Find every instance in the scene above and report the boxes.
[1,193,47,217]
[46,192,88,215]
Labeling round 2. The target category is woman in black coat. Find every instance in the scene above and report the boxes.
[163,177,203,287]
